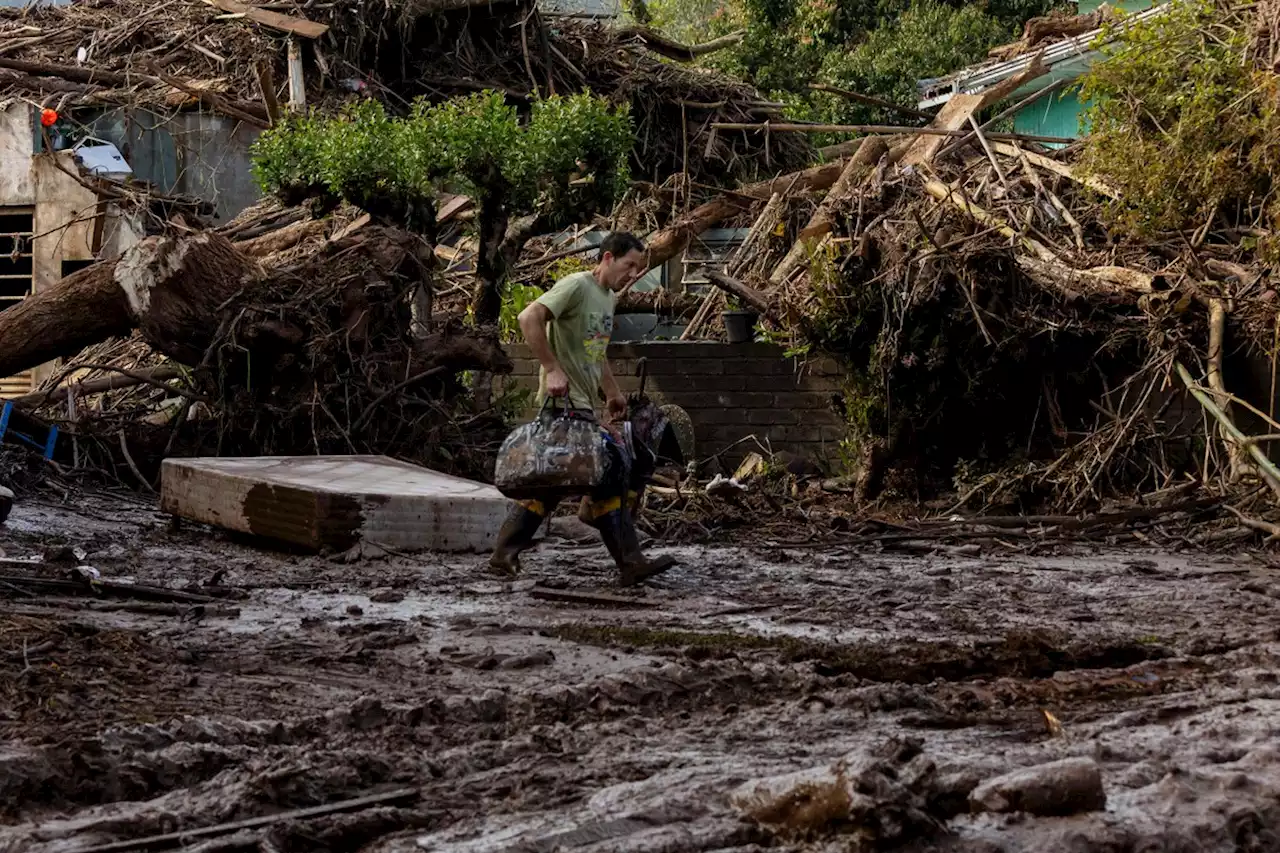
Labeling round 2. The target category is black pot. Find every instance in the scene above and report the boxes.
[723,310,758,344]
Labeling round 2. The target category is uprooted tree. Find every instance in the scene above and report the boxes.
[0,91,635,474]
[0,223,514,474]
[758,0,1280,513]
[249,92,633,323]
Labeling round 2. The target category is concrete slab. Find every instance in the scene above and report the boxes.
[160,455,511,553]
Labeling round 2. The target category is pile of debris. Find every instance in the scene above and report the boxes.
[0,0,809,186]
[0,204,512,487]
[665,0,1280,531]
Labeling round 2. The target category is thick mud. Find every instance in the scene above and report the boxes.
[4,492,1280,852]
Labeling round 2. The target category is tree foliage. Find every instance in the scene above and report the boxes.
[250,92,633,233]
[1080,0,1280,258]
[820,2,1014,118]
[649,0,1059,126]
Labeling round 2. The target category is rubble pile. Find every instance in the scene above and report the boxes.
[0,0,809,186]
[681,0,1280,532]
[4,208,511,485]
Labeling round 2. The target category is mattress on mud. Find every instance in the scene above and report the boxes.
[160,455,511,553]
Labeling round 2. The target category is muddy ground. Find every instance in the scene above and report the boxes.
[3,490,1280,852]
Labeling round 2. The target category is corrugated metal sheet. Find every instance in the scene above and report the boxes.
[0,374,33,396]
[37,108,262,223]
[1013,90,1089,147]
[917,1,1170,109]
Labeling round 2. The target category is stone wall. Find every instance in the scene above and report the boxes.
[499,342,848,468]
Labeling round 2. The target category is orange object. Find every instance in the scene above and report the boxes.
[40,108,58,127]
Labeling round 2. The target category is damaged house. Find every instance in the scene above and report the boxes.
[916,0,1169,144]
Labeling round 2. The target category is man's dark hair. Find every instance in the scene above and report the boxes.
[599,231,645,260]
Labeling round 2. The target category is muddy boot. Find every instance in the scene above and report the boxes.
[488,501,548,577]
[593,507,676,587]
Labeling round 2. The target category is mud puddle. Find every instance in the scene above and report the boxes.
[4,496,1280,852]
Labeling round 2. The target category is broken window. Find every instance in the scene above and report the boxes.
[679,228,748,292]
[0,208,34,311]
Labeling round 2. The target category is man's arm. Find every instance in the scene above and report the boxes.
[518,302,570,398]
[599,358,626,419]
[522,274,586,399]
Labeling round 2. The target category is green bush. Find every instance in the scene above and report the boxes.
[648,0,1058,124]
[248,112,328,205]
[250,92,632,228]
[1080,0,1280,258]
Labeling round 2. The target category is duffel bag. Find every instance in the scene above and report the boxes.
[493,397,609,499]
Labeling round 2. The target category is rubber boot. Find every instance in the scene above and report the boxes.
[488,501,548,577]
[592,505,676,587]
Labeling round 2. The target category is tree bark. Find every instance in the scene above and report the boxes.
[0,232,261,381]
[644,158,855,273]
[119,232,264,365]
[472,195,510,326]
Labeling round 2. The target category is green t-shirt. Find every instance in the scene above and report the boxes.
[534,270,616,411]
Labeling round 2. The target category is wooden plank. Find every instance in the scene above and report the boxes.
[437,194,474,224]
[528,585,658,608]
[287,37,306,111]
[988,141,1120,198]
[204,0,329,38]
[900,94,985,167]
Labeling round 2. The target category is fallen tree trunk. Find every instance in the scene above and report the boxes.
[0,232,265,381]
[644,158,855,272]
[1015,256,1155,299]
[705,270,778,324]
[123,233,266,365]
[0,262,134,381]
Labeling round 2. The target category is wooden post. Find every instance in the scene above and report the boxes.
[287,38,305,112]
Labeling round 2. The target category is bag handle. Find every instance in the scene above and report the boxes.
[539,394,597,423]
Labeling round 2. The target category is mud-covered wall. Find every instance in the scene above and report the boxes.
[500,342,848,469]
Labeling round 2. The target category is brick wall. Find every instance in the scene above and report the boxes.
[498,342,848,468]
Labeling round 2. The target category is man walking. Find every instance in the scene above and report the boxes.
[489,232,676,585]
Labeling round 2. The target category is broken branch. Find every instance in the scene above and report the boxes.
[710,122,1074,145]
[617,26,746,61]
[1176,362,1280,500]
[807,83,933,121]
[704,270,777,323]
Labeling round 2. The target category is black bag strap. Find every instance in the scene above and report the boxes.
[538,395,597,423]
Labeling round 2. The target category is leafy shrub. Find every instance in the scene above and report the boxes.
[250,92,632,229]
[1080,0,1280,258]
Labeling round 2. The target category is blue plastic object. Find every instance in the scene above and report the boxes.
[0,401,58,460]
